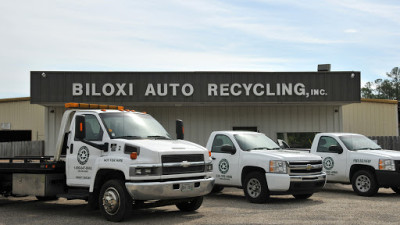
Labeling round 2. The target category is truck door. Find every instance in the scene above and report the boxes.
[66,114,105,187]
[316,136,347,182]
[211,134,240,186]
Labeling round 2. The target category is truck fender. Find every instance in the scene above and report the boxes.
[90,169,125,193]
[349,164,376,181]
[241,166,266,187]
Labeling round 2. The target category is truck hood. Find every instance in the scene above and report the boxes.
[118,139,207,153]
[355,149,400,160]
[249,150,322,161]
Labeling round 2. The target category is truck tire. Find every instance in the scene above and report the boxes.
[391,187,400,194]
[351,170,379,196]
[99,179,132,222]
[211,185,224,193]
[176,196,203,212]
[243,171,269,203]
[293,194,313,199]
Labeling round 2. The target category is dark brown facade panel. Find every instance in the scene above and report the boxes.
[30,71,361,104]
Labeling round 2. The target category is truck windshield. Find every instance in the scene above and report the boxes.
[234,133,281,151]
[339,135,382,150]
[100,113,171,140]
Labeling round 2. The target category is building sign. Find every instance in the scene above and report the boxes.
[31,71,360,104]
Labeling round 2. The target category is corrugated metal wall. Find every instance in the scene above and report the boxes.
[138,105,342,147]
[342,100,398,136]
[0,100,45,140]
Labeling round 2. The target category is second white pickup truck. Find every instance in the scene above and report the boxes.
[310,133,400,196]
[206,131,326,203]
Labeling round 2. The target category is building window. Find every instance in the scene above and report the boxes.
[277,132,318,148]
[232,126,258,132]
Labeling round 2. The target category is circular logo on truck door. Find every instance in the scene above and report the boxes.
[323,157,334,170]
[218,159,229,174]
[77,146,90,165]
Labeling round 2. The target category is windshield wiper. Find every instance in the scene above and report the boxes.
[354,147,371,150]
[247,147,274,151]
[370,148,382,150]
[147,135,171,140]
[115,136,142,140]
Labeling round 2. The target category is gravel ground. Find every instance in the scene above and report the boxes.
[0,183,399,225]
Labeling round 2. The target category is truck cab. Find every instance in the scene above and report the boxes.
[310,133,400,196]
[206,131,326,203]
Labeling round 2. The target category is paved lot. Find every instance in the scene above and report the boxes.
[0,183,399,225]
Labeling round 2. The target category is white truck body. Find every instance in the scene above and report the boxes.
[310,133,400,196]
[206,131,326,203]
[0,104,214,221]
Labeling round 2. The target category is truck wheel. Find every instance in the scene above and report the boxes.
[351,170,379,196]
[211,185,224,193]
[176,196,203,212]
[293,194,313,199]
[99,179,132,222]
[243,171,269,203]
[36,196,59,201]
[391,187,400,194]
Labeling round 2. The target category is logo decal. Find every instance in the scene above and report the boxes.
[323,157,334,170]
[77,146,90,165]
[306,164,312,171]
[218,159,229,174]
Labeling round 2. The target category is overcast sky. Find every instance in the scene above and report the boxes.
[0,0,399,98]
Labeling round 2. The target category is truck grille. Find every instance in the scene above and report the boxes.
[161,154,205,175]
[288,160,323,175]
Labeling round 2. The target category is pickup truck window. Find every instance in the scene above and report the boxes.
[84,114,103,141]
[234,133,280,151]
[211,135,235,153]
[317,136,340,152]
[339,135,382,150]
[100,113,171,140]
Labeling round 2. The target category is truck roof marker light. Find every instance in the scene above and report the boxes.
[118,106,124,111]
[142,112,147,114]
[131,110,136,112]
[130,152,138,160]
[101,109,106,112]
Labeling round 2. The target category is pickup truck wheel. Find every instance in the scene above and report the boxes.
[390,187,400,194]
[176,196,203,212]
[351,170,379,196]
[293,194,313,199]
[244,172,269,203]
[99,180,132,222]
[211,185,224,193]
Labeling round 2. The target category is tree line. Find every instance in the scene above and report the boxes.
[361,67,400,100]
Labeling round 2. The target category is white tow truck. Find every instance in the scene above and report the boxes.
[310,133,400,196]
[0,103,214,221]
[206,131,326,203]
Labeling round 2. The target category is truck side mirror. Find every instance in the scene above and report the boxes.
[75,115,86,140]
[329,145,343,154]
[176,120,184,140]
[221,145,236,155]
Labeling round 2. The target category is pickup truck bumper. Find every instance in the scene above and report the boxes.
[125,177,215,200]
[266,173,326,195]
[376,171,400,187]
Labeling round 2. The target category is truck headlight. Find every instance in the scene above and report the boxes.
[379,159,395,171]
[130,167,161,176]
[269,160,288,173]
[205,162,213,172]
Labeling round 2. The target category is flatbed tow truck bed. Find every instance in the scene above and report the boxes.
[0,156,65,173]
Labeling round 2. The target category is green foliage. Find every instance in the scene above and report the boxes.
[361,67,400,100]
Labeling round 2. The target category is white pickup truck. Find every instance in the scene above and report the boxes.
[206,131,326,203]
[0,103,214,221]
[310,133,400,196]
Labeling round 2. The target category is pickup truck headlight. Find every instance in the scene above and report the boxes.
[269,160,288,173]
[379,159,395,171]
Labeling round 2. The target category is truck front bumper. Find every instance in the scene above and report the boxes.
[125,177,215,200]
[376,171,400,187]
[266,173,326,195]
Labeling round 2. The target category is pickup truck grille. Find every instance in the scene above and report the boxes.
[161,154,205,175]
[288,160,323,175]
